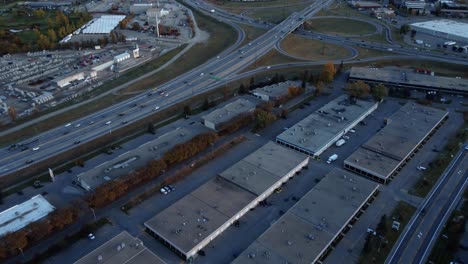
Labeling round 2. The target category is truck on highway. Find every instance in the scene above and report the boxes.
[335,139,346,147]
[327,154,338,164]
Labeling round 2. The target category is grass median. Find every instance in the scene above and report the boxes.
[358,201,416,264]
[280,34,351,61]
[0,8,237,147]
[305,18,376,36]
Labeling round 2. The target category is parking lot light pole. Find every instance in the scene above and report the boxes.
[90,207,97,222]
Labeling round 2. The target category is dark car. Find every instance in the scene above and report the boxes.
[21,146,29,151]
[26,160,34,164]
[74,140,81,144]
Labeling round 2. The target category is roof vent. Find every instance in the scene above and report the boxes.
[98,255,103,261]
[287,241,293,246]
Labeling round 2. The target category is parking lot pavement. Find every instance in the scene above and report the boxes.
[325,103,466,263]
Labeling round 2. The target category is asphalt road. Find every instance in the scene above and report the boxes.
[386,145,468,264]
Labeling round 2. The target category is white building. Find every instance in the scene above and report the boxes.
[411,20,468,43]
[114,52,130,64]
[147,8,170,20]
[0,195,55,237]
[53,72,85,88]
[82,15,126,34]
[33,92,54,104]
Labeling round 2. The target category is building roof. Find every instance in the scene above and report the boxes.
[202,98,256,128]
[78,128,192,190]
[252,81,299,99]
[276,95,377,155]
[219,141,309,195]
[233,169,379,264]
[352,1,382,8]
[144,177,256,254]
[0,195,55,237]
[74,231,165,264]
[82,15,126,34]
[345,103,448,180]
[411,20,468,40]
[349,67,468,93]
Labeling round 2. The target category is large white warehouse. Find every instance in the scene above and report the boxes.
[410,20,468,43]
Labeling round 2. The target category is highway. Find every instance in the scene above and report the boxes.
[0,0,334,176]
[2,0,468,178]
[386,145,468,264]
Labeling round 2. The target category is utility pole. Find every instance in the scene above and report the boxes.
[155,13,160,37]
[90,207,97,221]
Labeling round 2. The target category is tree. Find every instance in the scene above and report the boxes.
[183,105,192,116]
[315,81,324,96]
[5,230,28,254]
[37,34,51,50]
[254,109,276,131]
[410,29,417,39]
[321,62,336,83]
[372,84,388,101]
[47,29,57,43]
[131,22,141,31]
[249,76,255,88]
[33,9,46,18]
[8,106,16,121]
[238,83,248,94]
[376,214,387,236]
[347,81,370,98]
[400,24,410,35]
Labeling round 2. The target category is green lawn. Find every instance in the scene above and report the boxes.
[305,18,376,36]
[281,34,351,61]
[358,201,417,264]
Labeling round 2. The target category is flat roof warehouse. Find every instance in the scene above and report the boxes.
[276,95,378,156]
[144,141,309,260]
[345,103,448,183]
[233,169,379,264]
[411,20,468,43]
[349,67,468,95]
[81,15,126,34]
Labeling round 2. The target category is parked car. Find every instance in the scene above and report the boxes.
[88,233,95,240]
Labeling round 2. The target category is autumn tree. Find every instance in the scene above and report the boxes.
[321,61,336,83]
[47,29,57,43]
[288,86,304,97]
[4,230,28,255]
[347,81,370,98]
[33,9,46,18]
[372,83,388,101]
[37,34,51,50]
[8,106,16,121]
[254,108,276,131]
[315,81,324,96]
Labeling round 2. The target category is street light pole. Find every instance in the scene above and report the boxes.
[90,207,97,222]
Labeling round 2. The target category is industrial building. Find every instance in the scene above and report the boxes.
[349,67,468,95]
[33,92,54,104]
[82,15,126,34]
[144,141,309,261]
[233,168,379,264]
[201,98,257,131]
[78,128,193,191]
[0,195,55,237]
[410,20,468,43]
[344,103,448,183]
[53,72,85,88]
[114,52,131,64]
[251,81,300,101]
[147,8,170,19]
[276,95,378,157]
[74,231,165,264]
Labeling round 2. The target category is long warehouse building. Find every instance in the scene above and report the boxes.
[348,67,468,95]
[144,141,309,261]
[233,168,379,264]
[344,103,448,184]
[276,95,378,157]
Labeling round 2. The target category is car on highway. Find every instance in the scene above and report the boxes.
[74,140,81,144]
[32,147,40,151]
[216,56,221,59]
[65,123,72,127]
[266,66,271,69]
[74,123,81,128]
[89,121,95,125]
[21,146,29,151]
[121,121,128,124]
[200,73,205,76]
[154,106,160,110]
[25,160,34,164]
[105,121,112,125]
[118,113,125,116]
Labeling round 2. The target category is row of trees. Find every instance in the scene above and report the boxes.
[0,203,82,260]
[87,132,218,208]
[346,80,388,101]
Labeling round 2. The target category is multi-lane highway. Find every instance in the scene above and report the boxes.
[386,145,468,264]
[0,0,334,176]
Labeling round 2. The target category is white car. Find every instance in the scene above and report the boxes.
[417,166,427,171]
[200,73,205,76]
[154,106,160,110]
[33,147,40,151]
[216,56,221,59]
[105,121,112,125]
[349,129,356,133]
[65,123,72,127]
[74,123,81,128]
[266,66,271,69]
[88,233,95,240]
